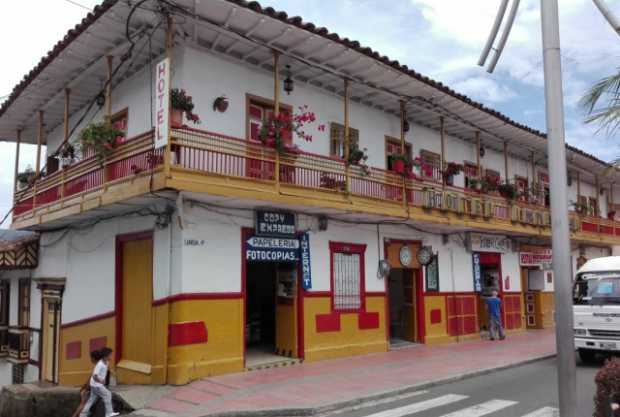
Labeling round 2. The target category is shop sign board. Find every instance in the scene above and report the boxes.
[425,255,439,292]
[300,233,312,290]
[472,253,482,292]
[255,210,296,237]
[154,57,170,149]
[519,250,552,267]
[469,233,511,253]
[246,236,299,262]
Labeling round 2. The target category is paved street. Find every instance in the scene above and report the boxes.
[332,357,600,417]
[128,330,556,416]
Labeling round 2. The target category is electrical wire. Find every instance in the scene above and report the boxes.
[62,0,92,11]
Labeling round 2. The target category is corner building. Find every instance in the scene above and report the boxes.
[0,0,618,386]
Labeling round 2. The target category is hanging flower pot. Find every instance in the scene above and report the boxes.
[393,159,406,174]
[213,96,229,112]
[171,108,184,128]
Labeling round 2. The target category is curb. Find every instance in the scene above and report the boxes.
[191,353,556,417]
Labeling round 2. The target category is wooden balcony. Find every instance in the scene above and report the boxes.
[11,127,620,245]
[7,328,29,364]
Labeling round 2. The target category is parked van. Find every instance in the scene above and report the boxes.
[574,256,620,362]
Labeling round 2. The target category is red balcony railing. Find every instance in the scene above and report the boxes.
[12,126,620,241]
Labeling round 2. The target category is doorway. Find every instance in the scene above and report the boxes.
[245,261,298,368]
[41,299,60,383]
[388,268,420,347]
[476,252,502,333]
[116,233,154,383]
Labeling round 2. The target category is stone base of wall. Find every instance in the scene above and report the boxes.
[0,384,132,417]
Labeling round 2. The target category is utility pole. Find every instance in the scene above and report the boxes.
[540,1,577,416]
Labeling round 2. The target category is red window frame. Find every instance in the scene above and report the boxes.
[329,241,367,313]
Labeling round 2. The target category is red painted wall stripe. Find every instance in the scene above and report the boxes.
[358,311,380,330]
[65,341,82,360]
[168,321,208,347]
[153,292,243,306]
[316,312,341,332]
[89,336,108,354]
[61,311,115,330]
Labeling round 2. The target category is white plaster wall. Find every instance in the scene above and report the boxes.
[30,214,169,324]
[501,251,522,293]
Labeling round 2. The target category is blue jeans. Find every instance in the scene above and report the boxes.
[489,316,505,340]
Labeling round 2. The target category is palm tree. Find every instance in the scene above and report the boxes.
[580,68,620,135]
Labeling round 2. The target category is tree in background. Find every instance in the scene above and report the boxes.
[581,68,620,135]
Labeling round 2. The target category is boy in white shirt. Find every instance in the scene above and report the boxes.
[79,347,119,417]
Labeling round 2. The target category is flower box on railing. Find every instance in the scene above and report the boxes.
[471,198,483,217]
[7,328,29,364]
[482,200,493,218]
[423,189,443,210]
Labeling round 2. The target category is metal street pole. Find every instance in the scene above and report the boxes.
[540,1,577,416]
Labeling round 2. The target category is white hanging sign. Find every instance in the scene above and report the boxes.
[469,233,511,253]
[154,57,170,149]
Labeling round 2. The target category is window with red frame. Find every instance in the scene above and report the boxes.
[330,242,365,311]
[110,108,128,142]
[485,169,501,187]
[419,150,442,181]
[247,99,292,144]
[463,162,479,188]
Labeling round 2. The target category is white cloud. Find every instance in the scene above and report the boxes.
[451,76,517,103]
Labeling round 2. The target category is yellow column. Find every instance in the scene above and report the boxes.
[13,129,21,193]
[344,79,350,193]
[475,131,481,179]
[36,111,44,176]
[503,142,509,183]
[164,15,175,179]
[106,55,113,121]
[273,50,281,190]
[440,116,445,188]
[400,100,407,206]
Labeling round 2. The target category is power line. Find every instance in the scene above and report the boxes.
[62,0,92,12]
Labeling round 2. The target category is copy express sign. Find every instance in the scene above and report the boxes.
[255,210,296,237]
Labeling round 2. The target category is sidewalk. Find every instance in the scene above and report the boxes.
[128,330,556,417]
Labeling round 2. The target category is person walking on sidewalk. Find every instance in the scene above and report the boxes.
[485,290,505,341]
[79,347,119,417]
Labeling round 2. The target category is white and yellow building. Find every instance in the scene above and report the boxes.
[0,0,618,387]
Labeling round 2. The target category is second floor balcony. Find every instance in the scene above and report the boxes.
[11,126,620,246]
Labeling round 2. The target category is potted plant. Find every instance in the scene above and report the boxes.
[467,178,480,191]
[389,153,410,175]
[348,144,368,166]
[213,95,229,113]
[480,175,499,194]
[443,162,463,186]
[572,200,589,215]
[258,105,324,154]
[16,166,36,190]
[171,88,201,127]
[498,182,518,201]
[58,143,76,168]
[79,122,125,164]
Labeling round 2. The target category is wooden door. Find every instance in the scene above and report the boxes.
[41,299,60,382]
[402,269,416,342]
[120,238,153,372]
[275,264,298,357]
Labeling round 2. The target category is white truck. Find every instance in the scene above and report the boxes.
[574,256,620,363]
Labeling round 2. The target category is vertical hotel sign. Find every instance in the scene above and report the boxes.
[155,58,170,149]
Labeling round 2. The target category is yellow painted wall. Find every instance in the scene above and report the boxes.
[58,316,115,387]
[424,295,452,345]
[166,298,244,385]
[303,295,387,362]
[115,303,168,385]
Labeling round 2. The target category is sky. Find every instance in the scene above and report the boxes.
[0,0,619,225]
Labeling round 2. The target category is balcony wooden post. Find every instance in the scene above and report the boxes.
[577,170,581,200]
[36,111,44,176]
[440,116,445,188]
[62,88,70,200]
[164,14,175,180]
[475,131,481,179]
[344,78,351,194]
[595,174,600,217]
[273,50,281,190]
[503,142,509,183]
[13,129,21,194]
[400,99,407,207]
[106,55,113,121]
